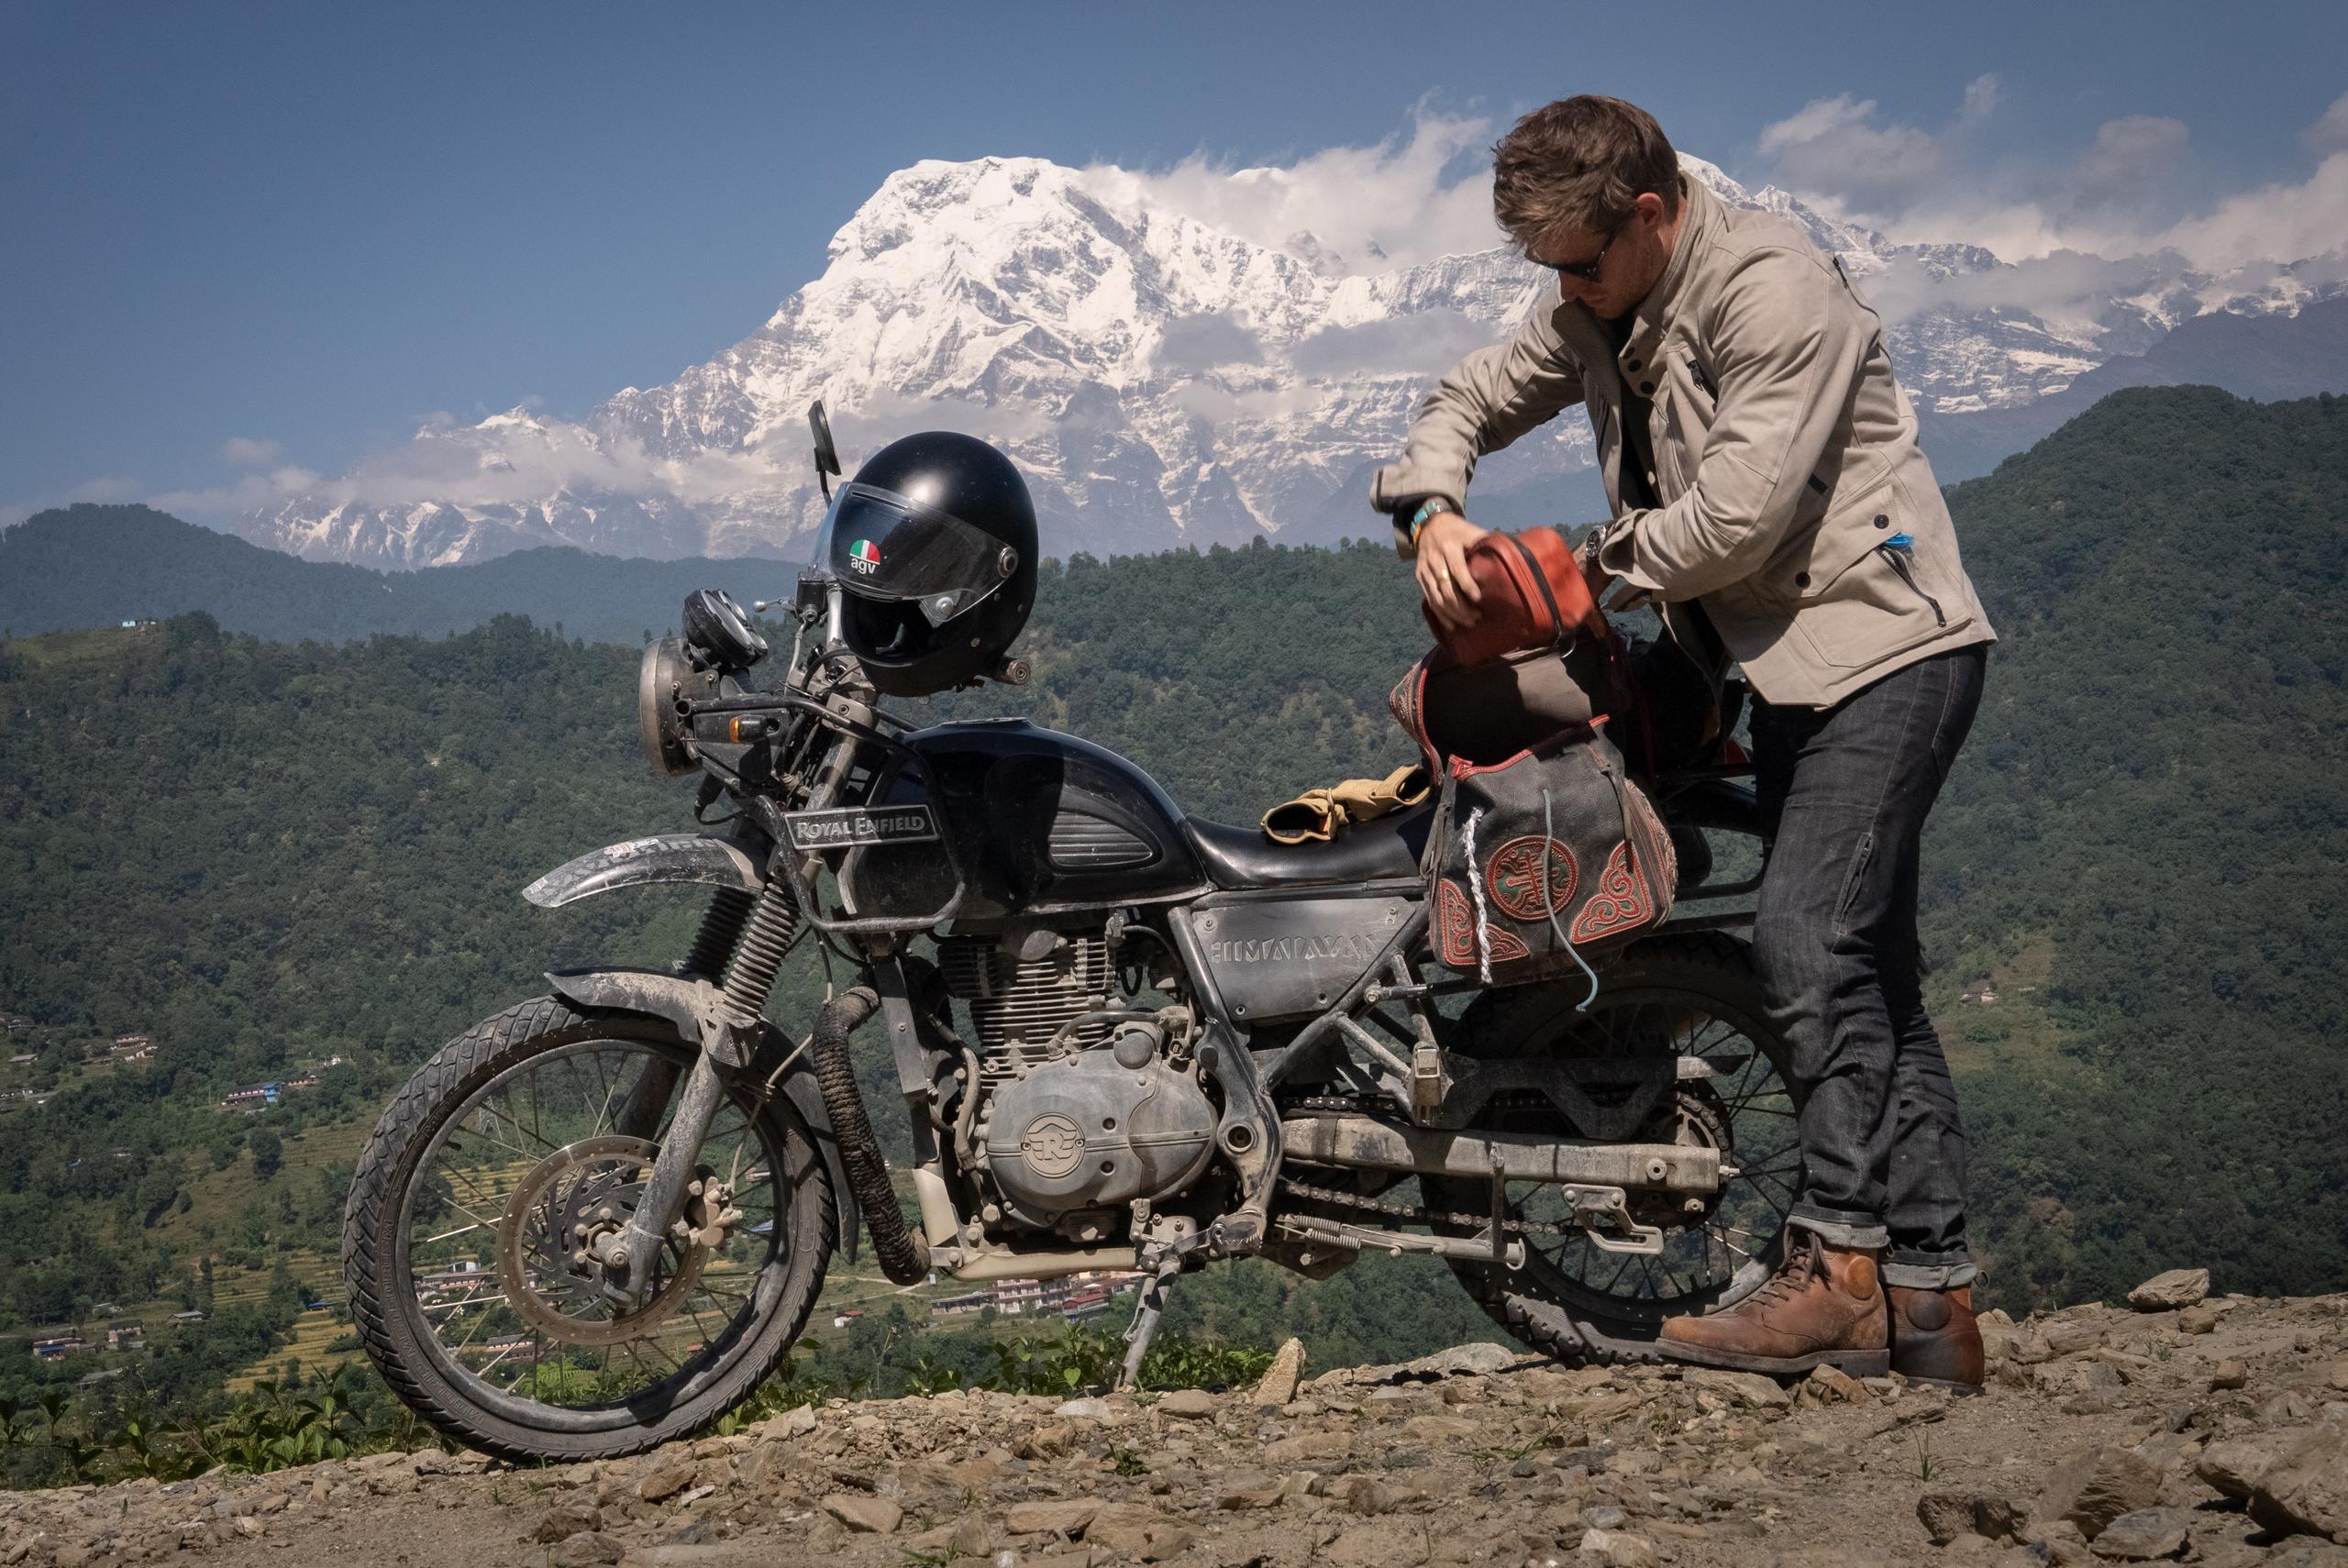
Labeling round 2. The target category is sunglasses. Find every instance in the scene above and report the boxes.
[1534,218,1626,284]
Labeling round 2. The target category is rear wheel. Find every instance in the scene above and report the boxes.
[342,997,835,1462]
[1426,933,1802,1365]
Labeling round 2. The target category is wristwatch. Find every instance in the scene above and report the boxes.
[1578,519,1611,567]
[1407,496,1459,546]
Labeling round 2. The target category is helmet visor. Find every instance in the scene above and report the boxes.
[817,482,1017,625]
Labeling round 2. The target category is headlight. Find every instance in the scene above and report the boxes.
[637,636,699,776]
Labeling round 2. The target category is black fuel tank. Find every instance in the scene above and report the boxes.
[840,718,1208,923]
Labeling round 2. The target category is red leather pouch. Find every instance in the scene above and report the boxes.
[1422,527,1609,668]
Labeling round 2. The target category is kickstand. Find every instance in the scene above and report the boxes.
[1116,1249,1184,1392]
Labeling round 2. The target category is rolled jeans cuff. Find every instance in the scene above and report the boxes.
[1883,1254,1978,1288]
[1789,1208,1890,1250]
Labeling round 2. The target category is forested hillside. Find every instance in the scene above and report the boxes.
[0,505,800,647]
[2,386,2342,1427]
[1915,386,2348,1305]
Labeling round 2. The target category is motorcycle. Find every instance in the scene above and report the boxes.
[342,405,1800,1462]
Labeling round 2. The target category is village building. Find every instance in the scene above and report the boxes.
[30,1330,83,1362]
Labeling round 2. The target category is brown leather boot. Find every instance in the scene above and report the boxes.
[1888,1285,1984,1393]
[1656,1230,1890,1376]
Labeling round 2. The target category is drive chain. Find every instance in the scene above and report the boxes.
[1274,1176,1573,1240]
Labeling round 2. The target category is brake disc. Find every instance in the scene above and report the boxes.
[493,1134,706,1348]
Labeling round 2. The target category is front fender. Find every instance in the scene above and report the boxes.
[524,833,763,909]
[544,966,861,1264]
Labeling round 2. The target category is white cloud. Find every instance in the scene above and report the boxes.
[220,436,284,468]
[2070,116,2190,211]
[1960,74,1999,124]
[2159,149,2348,274]
[1863,248,2190,329]
[148,465,325,519]
[1754,81,2348,313]
[1155,313,1268,373]
[1756,94,1948,212]
[1287,310,1493,377]
[1080,111,1501,274]
[2305,92,2348,160]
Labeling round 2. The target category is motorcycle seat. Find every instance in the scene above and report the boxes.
[1180,800,1434,891]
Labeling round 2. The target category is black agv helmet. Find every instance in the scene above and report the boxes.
[817,431,1037,697]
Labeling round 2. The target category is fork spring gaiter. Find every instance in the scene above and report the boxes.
[717,883,801,1026]
[682,887,757,981]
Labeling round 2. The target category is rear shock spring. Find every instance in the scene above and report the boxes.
[681,887,757,980]
[717,883,802,1026]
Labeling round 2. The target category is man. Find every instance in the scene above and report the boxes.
[1373,96,1995,1387]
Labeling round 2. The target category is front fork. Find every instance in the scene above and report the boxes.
[593,876,801,1307]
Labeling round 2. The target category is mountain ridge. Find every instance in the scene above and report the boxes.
[232,152,2344,569]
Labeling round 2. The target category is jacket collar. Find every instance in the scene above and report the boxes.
[1624,173,1713,359]
[1550,173,1713,383]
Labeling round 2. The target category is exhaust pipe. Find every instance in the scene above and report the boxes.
[809,985,930,1285]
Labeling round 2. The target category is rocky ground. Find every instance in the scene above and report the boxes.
[5,1275,2343,1568]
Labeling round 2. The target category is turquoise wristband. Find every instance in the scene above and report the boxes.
[1408,498,1457,544]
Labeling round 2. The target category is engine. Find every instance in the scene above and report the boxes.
[937,931,1219,1238]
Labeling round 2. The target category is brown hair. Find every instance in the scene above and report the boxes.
[1492,95,1681,247]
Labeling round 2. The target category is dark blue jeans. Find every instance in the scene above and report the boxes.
[1748,644,1987,1288]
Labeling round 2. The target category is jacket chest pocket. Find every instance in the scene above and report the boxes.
[1786,480,1973,668]
[1652,349,1714,499]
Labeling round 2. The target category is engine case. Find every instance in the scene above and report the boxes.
[979,1035,1217,1231]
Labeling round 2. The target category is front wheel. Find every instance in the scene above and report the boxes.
[342,997,835,1462]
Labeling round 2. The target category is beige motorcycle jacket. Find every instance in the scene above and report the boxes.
[1372,177,1994,709]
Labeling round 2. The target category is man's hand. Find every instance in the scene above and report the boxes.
[1414,511,1490,632]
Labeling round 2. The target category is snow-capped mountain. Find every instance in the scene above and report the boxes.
[240,155,2341,568]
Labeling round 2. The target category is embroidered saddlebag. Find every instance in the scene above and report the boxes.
[1425,722,1677,986]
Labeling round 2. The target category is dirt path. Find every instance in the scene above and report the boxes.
[6,1289,2342,1568]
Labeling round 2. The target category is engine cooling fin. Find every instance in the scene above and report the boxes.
[936,933,1114,1080]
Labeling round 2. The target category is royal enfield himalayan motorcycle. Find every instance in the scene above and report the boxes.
[343,404,1798,1462]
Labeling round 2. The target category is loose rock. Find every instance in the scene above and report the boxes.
[1578,1526,1662,1567]
[2127,1269,2211,1311]
[1919,1491,2031,1544]
[821,1493,903,1534]
[1002,1499,1099,1536]
[2089,1507,2193,1561]
[2045,1445,2164,1540]
[549,1533,626,1568]
[1324,1519,1431,1568]
[1253,1337,1307,1408]
[2197,1419,2348,1541]
[1687,1368,1794,1409]
[533,1499,603,1542]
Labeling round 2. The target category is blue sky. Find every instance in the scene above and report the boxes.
[4,0,2344,524]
